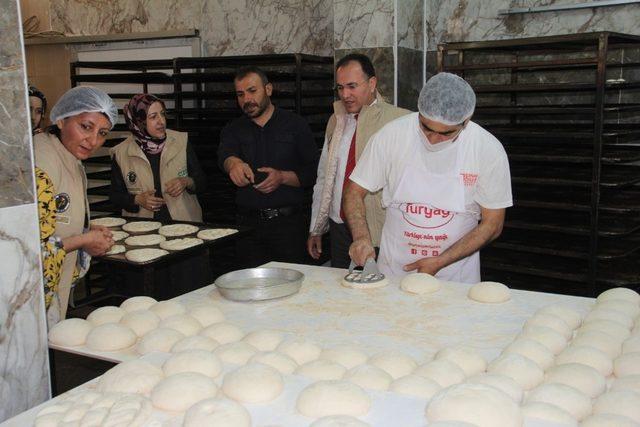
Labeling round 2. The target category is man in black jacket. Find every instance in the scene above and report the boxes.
[218,66,318,267]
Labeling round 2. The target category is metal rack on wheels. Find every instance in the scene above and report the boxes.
[438,32,640,297]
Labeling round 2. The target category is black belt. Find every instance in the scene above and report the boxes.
[239,205,303,220]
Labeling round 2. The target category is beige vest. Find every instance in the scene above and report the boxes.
[313,93,411,246]
[34,132,89,320]
[111,129,203,222]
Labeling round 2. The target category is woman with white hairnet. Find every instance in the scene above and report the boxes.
[34,86,117,323]
[344,73,513,283]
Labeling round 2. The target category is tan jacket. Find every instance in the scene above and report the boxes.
[34,132,89,320]
[311,93,410,245]
[111,130,203,222]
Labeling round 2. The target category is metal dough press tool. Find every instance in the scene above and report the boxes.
[342,258,388,289]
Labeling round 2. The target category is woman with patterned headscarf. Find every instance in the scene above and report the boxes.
[110,93,205,222]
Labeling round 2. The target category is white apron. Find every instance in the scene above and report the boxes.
[378,140,481,283]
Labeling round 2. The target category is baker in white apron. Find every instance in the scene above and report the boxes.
[378,138,480,282]
[345,73,513,282]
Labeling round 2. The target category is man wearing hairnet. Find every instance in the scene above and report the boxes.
[343,73,512,283]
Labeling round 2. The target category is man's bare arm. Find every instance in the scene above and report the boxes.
[404,207,505,274]
[343,180,375,265]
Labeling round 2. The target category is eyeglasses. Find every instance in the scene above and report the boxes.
[334,79,369,93]
[419,120,466,137]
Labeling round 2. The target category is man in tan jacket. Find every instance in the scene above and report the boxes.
[308,54,411,268]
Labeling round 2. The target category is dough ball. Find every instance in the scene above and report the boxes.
[149,300,186,319]
[222,363,284,403]
[214,341,259,365]
[344,364,393,391]
[389,374,441,399]
[120,296,157,312]
[596,299,640,319]
[321,346,368,369]
[614,352,640,377]
[524,313,572,340]
[295,359,347,381]
[136,328,185,355]
[596,287,640,305]
[467,281,511,303]
[521,402,577,427]
[435,346,487,377]
[623,336,640,354]
[98,359,164,394]
[151,372,218,412]
[518,325,567,354]
[183,398,251,427]
[577,319,631,342]
[158,314,202,336]
[525,383,591,420]
[171,335,220,353]
[465,373,523,403]
[277,338,322,365]
[368,351,417,379]
[243,329,284,352]
[413,359,466,388]
[85,323,137,352]
[581,413,640,427]
[200,322,244,344]
[536,304,583,330]
[400,272,441,294]
[487,353,543,390]
[570,330,622,359]
[425,382,522,427]
[119,310,160,337]
[296,380,371,418]
[555,345,613,376]
[592,390,640,423]
[544,363,605,398]
[162,349,222,378]
[48,318,92,347]
[188,303,225,327]
[87,306,125,326]
[585,308,634,329]
[610,375,640,394]
[503,338,554,370]
[250,351,298,374]
[310,415,370,427]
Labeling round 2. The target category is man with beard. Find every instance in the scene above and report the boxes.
[218,66,318,267]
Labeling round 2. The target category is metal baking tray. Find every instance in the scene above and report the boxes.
[214,267,304,302]
[94,218,250,266]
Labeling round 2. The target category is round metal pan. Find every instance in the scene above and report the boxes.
[214,267,304,301]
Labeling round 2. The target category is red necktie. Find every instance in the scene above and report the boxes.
[340,114,358,222]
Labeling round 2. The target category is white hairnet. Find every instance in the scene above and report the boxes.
[50,86,118,129]
[418,73,476,126]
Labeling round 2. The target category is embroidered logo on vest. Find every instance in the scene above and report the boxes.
[127,171,137,183]
[178,168,188,177]
[54,193,70,213]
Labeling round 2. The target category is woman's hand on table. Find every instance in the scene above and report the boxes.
[164,177,193,197]
[134,190,165,211]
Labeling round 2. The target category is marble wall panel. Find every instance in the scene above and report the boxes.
[0,2,50,422]
[335,47,395,103]
[334,0,394,49]
[426,0,640,50]
[397,47,422,110]
[49,0,333,56]
[0,203,49,422]
[1,0,35,208]
[397,0,423,50]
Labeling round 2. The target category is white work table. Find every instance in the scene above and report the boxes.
[5,262,595,426]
